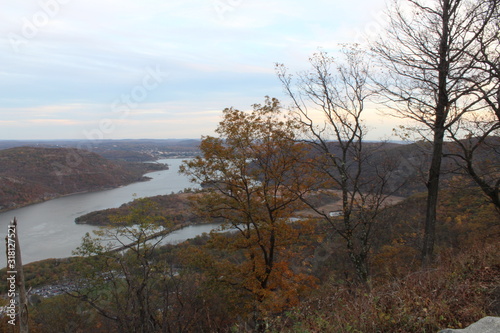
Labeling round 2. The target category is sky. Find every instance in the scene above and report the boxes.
[0,0,400,141]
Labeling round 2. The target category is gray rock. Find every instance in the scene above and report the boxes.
[438,317,500,333]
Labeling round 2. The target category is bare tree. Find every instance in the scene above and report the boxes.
[372,0,498,264]
[469,0,500,121]
[277,46,399,283]
[446,115,500,212]
[444,1,500,211]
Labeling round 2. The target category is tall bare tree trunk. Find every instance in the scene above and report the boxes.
[422,128,445,265]
[422,1,451,264]
[372,0,496,265]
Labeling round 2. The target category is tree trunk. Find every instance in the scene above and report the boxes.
[421,0,451,265]
[421,128,445,265]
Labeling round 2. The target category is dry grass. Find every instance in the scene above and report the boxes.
[269,242,500,333]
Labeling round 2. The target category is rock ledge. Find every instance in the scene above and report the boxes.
[438,317,500,333]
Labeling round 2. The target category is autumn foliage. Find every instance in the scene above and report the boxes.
[180,97,317,323]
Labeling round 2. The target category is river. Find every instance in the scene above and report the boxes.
[0,158,215,268]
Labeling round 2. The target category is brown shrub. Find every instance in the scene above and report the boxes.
[269,242,500,332]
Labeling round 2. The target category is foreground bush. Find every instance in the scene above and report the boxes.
[269,242,500,332]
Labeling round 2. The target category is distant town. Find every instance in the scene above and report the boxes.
[0,139,201,161]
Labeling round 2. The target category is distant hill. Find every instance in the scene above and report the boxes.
[0,139,201,161]
[304,137,500,197]
[0,147,168,211]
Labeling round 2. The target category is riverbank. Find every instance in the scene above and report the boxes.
[74,192,197,226]
[0,158,194,267]
[0,175,158,215]
[0,147,169,212]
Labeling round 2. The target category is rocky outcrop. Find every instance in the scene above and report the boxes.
[439,317,500,333]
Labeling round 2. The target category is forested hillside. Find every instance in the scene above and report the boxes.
[0,147,167,211]
[74,192,196,226]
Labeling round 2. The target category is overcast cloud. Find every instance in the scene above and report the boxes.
[0,0,394,140]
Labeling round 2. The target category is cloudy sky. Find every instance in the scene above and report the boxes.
[1,0,399,140]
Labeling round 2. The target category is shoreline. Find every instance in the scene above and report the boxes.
[0,173,164,215]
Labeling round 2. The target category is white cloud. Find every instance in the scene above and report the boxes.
[0,0,394,140]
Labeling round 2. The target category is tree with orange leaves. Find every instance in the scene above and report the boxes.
[180,97,316,329]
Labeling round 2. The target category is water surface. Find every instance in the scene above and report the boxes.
[0,159,210,267]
